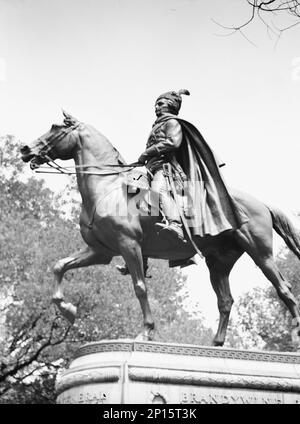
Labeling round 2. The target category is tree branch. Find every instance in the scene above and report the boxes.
[214,0,300,42]
[0,315,71,384]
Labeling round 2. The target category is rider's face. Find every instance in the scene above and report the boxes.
[155,99,171,117]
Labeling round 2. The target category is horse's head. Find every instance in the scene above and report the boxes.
[20,111,80,169]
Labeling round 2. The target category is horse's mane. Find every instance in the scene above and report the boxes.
[62,110,127,165]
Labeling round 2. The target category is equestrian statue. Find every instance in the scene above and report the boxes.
[20,89,300,346]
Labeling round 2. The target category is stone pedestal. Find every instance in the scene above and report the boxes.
[56,340,300,404]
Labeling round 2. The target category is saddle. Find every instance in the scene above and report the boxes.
[123,169,200,266]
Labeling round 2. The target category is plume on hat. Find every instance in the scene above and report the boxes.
[177,89,190,97]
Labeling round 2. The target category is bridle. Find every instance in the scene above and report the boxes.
[32,123,145,177]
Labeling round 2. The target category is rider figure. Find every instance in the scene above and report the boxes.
[117,89,248,276]
[138,89,248,241]
[138,89,188,240]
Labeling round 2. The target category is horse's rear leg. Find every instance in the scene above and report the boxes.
[206,251,242,346]
[236,227,300,340]
[255,256,300,332]
[120,240,154,341]
[52,247,111,324]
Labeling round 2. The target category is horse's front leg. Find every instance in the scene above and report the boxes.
[52,247,111,324]
[120,239,155,341]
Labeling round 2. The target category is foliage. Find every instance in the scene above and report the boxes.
[0,135,211,403]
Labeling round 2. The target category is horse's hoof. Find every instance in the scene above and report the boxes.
[53,299,77,325]
[291,326,300,346]
[134,332,148,342]
[213,339,224,347]
[61,302,77,324]
[148,329,155,341]
[52,295,64,306]
[135,328,155,342]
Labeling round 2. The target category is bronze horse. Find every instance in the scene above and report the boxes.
[20,111,300,346]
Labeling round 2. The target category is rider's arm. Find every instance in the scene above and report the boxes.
[138,120,182,163]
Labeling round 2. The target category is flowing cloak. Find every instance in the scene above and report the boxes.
[152,114,249,237]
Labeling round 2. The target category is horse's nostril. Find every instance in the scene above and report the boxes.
[20,145,35,163]
[20,145,30,154]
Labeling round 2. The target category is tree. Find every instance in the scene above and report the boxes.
[0,135,212,403]
[0,136,79,402]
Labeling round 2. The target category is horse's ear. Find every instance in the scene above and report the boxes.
[62,109,72,119]
[62,109,77,126]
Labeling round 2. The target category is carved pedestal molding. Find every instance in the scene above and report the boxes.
[56,340,300,404]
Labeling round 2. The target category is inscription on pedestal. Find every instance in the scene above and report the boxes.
[180,389,300,404]
[58,391,108,404]
[181,391,283,404]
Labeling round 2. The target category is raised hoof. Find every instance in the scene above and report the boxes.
[52,297,77,325]
[60,302,77,324]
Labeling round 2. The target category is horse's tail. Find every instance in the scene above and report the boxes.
[268,206,300,260]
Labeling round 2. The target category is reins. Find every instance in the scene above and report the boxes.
[34,156,143,176]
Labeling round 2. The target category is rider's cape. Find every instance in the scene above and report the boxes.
[154,114,249,237]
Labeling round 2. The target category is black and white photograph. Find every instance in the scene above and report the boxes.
[1,0,300,407]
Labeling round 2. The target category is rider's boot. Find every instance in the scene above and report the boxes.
[169,256,197,268]
[155,220,185,242]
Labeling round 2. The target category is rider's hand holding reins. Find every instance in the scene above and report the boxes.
[137,153,148,165]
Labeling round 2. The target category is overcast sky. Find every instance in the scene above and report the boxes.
[1,0,300,330]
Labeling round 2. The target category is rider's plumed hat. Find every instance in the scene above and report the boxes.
[156,89,190,114]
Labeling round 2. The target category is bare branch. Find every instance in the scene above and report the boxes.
[0,314,71,385]
[213,3,257,32]
[214,0,300,43]
[238,28,258,47]
[257,7,280,37]
[9,311,44,353]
